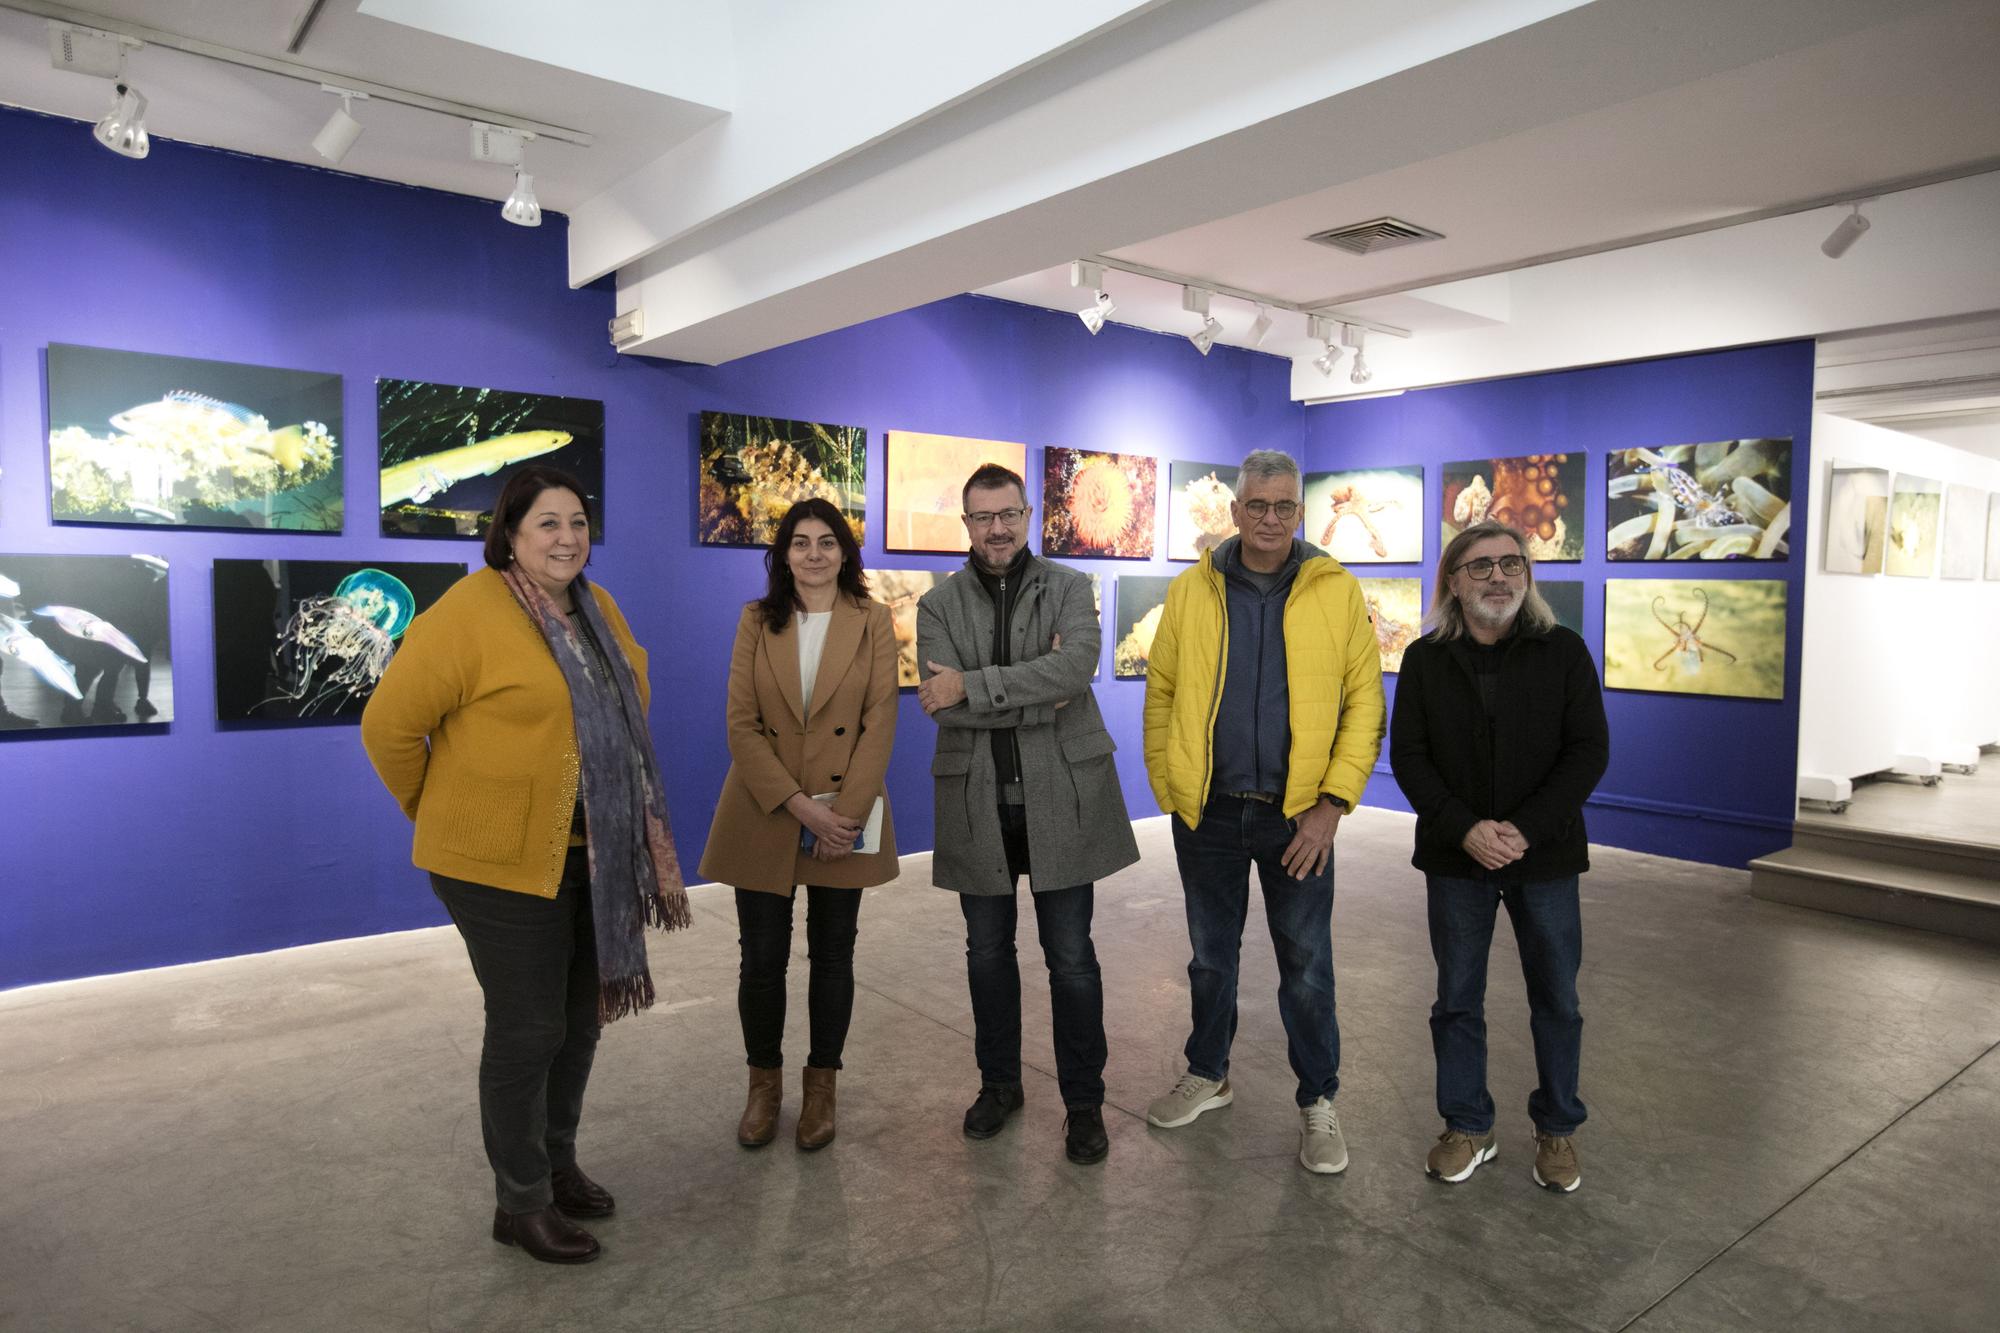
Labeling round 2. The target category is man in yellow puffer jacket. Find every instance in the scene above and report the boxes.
[1140,449,1385,1176]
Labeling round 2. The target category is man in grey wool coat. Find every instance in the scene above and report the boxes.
[916,462,1140,1166]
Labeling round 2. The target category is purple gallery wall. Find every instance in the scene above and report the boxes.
[0,105,1299,988]
[1302,341,1815,869]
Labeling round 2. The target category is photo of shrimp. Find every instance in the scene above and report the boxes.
[1042,448,1157,559]
[1441,454,1583,562]
[1305,466,1423,564]
[1166,462,1238,561]
[1355,577,1421,674]
[1606,439,1792,561]
[1603,578,1787,700]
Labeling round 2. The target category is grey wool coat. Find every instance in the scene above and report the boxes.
[916,553,1140,896]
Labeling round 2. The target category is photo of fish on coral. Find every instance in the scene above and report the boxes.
[699,412,866,547]
[1355,577,1421,674]
[0,553,172,732]
[1112,575,1174,679]
[47,344,342,531]
[1166,462,1238,561]
[378,379,604,538]
[1043,448,1158,559]
[1306,466,1423,564]
[1606,439,1792,561]
[1441,453,1583,562]
[1537,580,1586,637]
[212,559,463,721]
[1602,578,1787,701]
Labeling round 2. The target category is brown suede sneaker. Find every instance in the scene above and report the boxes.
[1425,1127,1497,1183]
[1533,1130,1580,1193]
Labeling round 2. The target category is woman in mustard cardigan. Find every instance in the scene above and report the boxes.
[361,465,690,1267]
[700,498,898,1152]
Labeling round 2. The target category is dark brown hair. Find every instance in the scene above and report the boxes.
[754,498,869,631]
[484,466,595,571]
[961,463,1028,512]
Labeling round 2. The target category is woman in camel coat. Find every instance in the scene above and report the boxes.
[699,497,899,1152]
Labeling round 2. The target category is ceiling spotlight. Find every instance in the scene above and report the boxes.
[312,85,367,165]
[1313,342,1343,377]
[1069,260,1104,289]
[502,169,542,227]
[1821,204,1870,260]
[1343,325,1372,384]
[1190,315,1222,356]
[1245,306,1273,349]
[93,81,149,159]
[1079,288,1115,335]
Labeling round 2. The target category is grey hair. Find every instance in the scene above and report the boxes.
[1423,519,1557,642]
[1236,449,1302,493]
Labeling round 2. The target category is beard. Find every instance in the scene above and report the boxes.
[1463,586,1524,632]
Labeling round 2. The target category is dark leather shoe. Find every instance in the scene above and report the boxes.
[551,1164,615,1218]
[491,1206,601,1265]
[738,1066,783,1148]
[1064,1106,1109,1165]
[797,1066,837,1151]
[962,1083,1025,1139]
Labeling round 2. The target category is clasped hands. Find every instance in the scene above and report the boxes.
[786,790,861,861]
[1461,819,1530,871]
[920,634,1071,715]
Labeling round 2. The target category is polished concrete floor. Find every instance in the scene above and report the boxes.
[5,808,1999,1332]
[1797,754,2000,849]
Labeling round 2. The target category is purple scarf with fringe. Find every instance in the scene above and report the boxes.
[502,566,691,1023]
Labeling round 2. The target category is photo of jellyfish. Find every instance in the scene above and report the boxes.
[1441,453,1583,562]
[1885,474,1943,578]
[1939,483,1989,580]
[884,432,1027,553]
[378,379,605,539]
[212,559,464,721]
[1112,575,1175,678]
[1355,577,1422,674]
[1537,580,1586,638]
[47,344,342,531]
[0,553,172,732]
[1606,439,1792,561]
[1043,447,1157,559]
[1166,461,1238,561]
[1306,466,1424,564]
[1822,464,1890,575]
[1603,578,1787,700]
[699,412,866,548]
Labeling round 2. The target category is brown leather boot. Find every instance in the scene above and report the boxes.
[491,1206,601,1265]
[796,1066,837,1151]
[738,1066,782,1148]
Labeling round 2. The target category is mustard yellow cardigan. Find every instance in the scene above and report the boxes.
[360,567,650,897]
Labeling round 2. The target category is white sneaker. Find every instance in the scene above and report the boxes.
[1298,1096,1348,1174]
[1145,1073,1233,1128]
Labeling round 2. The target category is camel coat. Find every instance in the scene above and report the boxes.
[699,594,900,896]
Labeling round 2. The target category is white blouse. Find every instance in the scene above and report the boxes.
[795,611,831,713]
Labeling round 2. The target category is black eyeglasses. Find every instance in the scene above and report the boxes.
[964,506,1029,527]
[1240,500,1300,521]
[1453,554,1527,580]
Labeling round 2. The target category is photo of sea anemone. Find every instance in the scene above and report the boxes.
[869,568,944,688]
[1441,453,1583,562]
[1043,447,1157,559]
[1606,438,1792,561]
[1355,577,1421,674]
[1885,474,1942,578]
[884,432,1028,553]
[699,413,866,547]
[1940,483,1989,580]
[212,559,464,721]
[378,379,604,539]
[1538,580,1586,637]
[1821,464,1890,575]
[46,344,342,531]
[0,553,172,732]
[1603,577,1787,700]
[1166,462,1238,561]
[1112,575,1175,678]
[1306,466,1424,563]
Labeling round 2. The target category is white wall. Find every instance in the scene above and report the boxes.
[1799,413,2000,787]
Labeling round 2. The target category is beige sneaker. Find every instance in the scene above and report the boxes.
[1298,1097,1348,1174]
[1145,1073,1233,1128]
[1533,1131,1580,1193]
[1425,1128,1497,1183]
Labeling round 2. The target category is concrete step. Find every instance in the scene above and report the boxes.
[1788,821,2000,881]
[1750,843,2000,946]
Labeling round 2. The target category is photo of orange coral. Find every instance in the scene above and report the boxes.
[1042,447,1157,559]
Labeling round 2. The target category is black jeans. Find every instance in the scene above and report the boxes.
[736,886,863,1070]
[959,803,1107,1108]
[431,847,599,1214]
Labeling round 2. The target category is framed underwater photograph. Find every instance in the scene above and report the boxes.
[1821,463,1890,575]
[1112,575,1174,678]
[0,553,172,732]
[699,412,866,548]
[884,432,1027,554]
[46,344,343,531]
[377,379,605,539]
[1606,438,1792,561]
[1602,577,1787,700]
[1884,474,1942,577]
[212,559,465,721]
[1939,483,1988,580]
[1440,453,1583,562]
[1537,579,1586,637]
[869,568,944,689]
[1043,447,1157,559]
[1355,577,1421,674]
[1165,461,1238,561]
[1305,466,1423,564]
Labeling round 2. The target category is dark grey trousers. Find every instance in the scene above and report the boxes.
[431,847,599,1213]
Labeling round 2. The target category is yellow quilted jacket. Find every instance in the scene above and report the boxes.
[1143,547,1385,827]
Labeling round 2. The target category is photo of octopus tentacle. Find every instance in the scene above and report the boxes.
[1441,453,1584,562]
[1606,438,1792,561]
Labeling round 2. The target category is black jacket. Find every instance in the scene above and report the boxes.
[1389,624,1609,881]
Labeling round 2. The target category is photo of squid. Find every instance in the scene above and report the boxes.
[699,412,865,548]
[1355,577,1421,674]
[1940,483,1989,581]
[379,379,604,538]
[1305,466,1423,564]
[0,554,171,731]
[884,432,1027,553]
[1166,461,1239,561]
[1822,464,1890,575]
[47,344,342,531]
[1602,577,1787,700]
[1606,438,1792,561]
[1113,575,1174,678]
[212,559,464,721]
[1043,447,1157,560]
[1441,453,1584,562]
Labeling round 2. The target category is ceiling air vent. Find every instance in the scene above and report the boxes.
[1306,217,1445,256]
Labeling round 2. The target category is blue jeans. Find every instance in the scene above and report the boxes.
[1171,795,1339,1107]
[1427,874,1586,1136]
[961,882,1106,1109]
